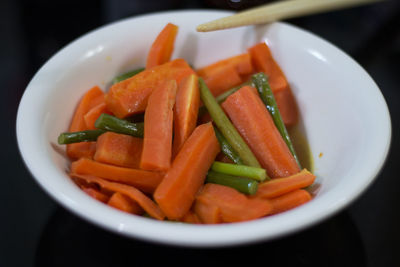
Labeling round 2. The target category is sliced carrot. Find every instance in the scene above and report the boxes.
[172,74,200,157]
[274,87,299,126]
[146,23,178,69]
[181,210,202,224]
[196,183,272,223]
[108,192,144,215]
[194,197,222,224]
[248,42,288,92]
[71,158,163,194]
[204,66,242,97]
[270,189,312,215]
[105,59,194,118]
[84,102,112,130]
[67,86,104,160]
[94,132,143,169]
[71,173,164,220]
[154,122,220,220]
[82,187,110,203]
[254,169,315,199]
[140,80,177,171]
[222,85,300,178]
[197,53,254,78]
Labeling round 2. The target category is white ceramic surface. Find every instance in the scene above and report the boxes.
[16,10,391,247]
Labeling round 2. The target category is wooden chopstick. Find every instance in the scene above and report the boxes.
[197,0,383,32]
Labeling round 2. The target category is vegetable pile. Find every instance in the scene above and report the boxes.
[58,22,315,224]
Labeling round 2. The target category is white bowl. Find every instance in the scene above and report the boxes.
[16,10,391,246]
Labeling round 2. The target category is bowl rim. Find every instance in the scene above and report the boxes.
[16,9,392,247]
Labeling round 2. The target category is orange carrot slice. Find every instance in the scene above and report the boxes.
[274,87,299,126]
[140,80,177,171]
[154,122,220,220]
[146,23,178,69]
[204,66,242,97]
[108,192,144,215]
[181,210,202,224]
[248,42,288,92]
[196,183,272,223]
[270,189,312,214]
[84,102,112,130]
[172,74,200,157]
[71,173,164,220]
[105,59,194,118]
[94,132,143,169]
[197,53,254,78]
[221,85,300,178]
[71,158,163,194]
[194,197,222,224]
[67,86,104,159]
[82,187,110,203]
[254,169,315,199]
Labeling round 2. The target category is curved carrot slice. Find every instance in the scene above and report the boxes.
[106,59,194,118]
[194,197,222,224]
[222,86,300,178]
[140,80,177,171]
[181,210,202,224]
[67,86,104,159]
[172,74,200,157]
[71,173,164,220]
[254,169,315,199]
[197,53,254,78]
[94,132,143,169]
[270,189,311,215]
[71,158,163,194]
[248,42,288,92]
[274,87,299,126]
[108,192,144,215]
[82,187,110,203]
[84,102,112,130]
[154,122,220,220]
[146,23,178,69]
[204,66,242,97]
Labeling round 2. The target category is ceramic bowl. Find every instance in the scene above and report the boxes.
[16,10,391,246]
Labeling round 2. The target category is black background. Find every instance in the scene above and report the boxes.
[2,1,399,266]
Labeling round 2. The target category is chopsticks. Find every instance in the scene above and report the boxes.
[197,0,383,32]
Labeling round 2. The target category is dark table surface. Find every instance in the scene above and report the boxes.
[2,1,399,266]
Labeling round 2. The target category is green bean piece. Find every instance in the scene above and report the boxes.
[251,73,301,168]
[211,161,269,182]
[57,129,105,144]
[206,171,258,195]
[199,78,261,167]
[214,127,244,165]
[112,67,145,84]
[94,113,144,138]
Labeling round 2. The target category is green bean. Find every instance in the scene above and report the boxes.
[251,73,301,168]
[199,78,260,167]
[94,113,144,138]
[213,127,244,165]
[211,161,269,182]
[57,129,105,144]
[206,171,258,195]
[112,67,145,84]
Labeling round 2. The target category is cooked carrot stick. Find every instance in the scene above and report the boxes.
[146,23,178,69]
[71,173,165,220]
[204,66,242,97]
[82,187,110,203]
[140,80,177,171]
[248,42,288,92]
[106,59,194,118]
[254,169,315,199]
[194,197,222,224]
[84,102,111,130]
[197,53,254,78]
[181,210,202,224]
[94,132,143,169]
[71,158,163,194]
[172,74,200,157]
[154,122,220,220]
[270,189,312,215]
[274,87,299,126]
[108,192,144,215]
[196,183,272,223]
[67,86,104,159]
[221,85,300,178]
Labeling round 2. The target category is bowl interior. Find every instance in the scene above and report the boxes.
[17,10,391,246]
